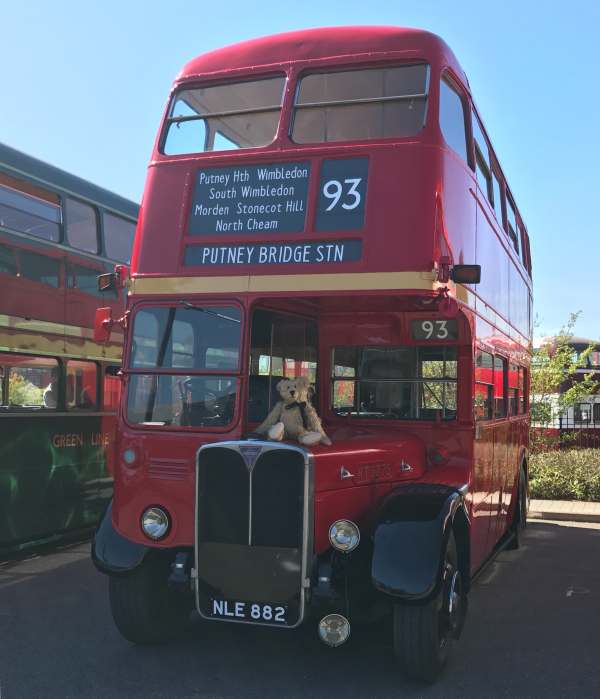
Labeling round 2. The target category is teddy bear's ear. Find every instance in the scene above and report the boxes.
[276,379,288,393]
[295,376,310,390]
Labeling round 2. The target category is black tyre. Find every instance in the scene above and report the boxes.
[508,465,528,549]
[109,555,192,644]
[393,531,466,683]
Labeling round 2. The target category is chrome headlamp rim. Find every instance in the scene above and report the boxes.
[141,506,171,540]
[328,518,360,553]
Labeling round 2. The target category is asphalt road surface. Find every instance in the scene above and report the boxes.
[1,520,599,699]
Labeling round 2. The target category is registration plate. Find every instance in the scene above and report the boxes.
[210,598,288,624]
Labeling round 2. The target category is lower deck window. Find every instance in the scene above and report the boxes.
[248,309,317,423]
[0,353,59,409]
[66,360,97,409]
[127,374,237,427]
[331,345,457,420]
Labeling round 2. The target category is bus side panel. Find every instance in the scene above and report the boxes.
[0,414,114,554]
[440,149,476,268]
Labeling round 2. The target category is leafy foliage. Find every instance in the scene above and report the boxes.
[531,313,599,452]
[8,373,44,406]
[530,449,600,501]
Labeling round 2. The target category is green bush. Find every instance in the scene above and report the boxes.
[530,449,600,501]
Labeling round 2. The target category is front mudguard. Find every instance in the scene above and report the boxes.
[92,501,149,576]
[371,484,468,602]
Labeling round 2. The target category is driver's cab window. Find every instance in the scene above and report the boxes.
[248,309,317,423]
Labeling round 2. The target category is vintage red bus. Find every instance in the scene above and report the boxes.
[0,142,137,556]
[92,27,532,681]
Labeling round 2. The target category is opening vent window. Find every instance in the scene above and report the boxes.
[163,76,286,155]
[292,64,429,144]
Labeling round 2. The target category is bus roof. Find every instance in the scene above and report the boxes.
[177,26,468,87]
[0,141,138,219]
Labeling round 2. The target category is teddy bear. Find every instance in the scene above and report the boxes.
[254,376,332,446]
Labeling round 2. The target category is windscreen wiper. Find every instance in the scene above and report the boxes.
[179,300,240,324]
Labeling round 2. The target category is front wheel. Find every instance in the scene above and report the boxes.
[109,555,192,645]
[392,532,466,683]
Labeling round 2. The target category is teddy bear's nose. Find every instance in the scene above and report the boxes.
[290,389,295,395]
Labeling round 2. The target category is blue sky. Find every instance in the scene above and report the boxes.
[2,1,598,339]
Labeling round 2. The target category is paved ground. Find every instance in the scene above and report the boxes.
[1,520,599,699]
[530,499,600,523]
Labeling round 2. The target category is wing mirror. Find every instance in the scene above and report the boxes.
[97,264,130,293]
[98,272,117,293]
[451,265,481,284]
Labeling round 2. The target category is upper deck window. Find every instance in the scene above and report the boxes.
[491,170,504,227]
[472,114,492,203]
[0,172,61,242]
[439,77,468,162]
[292,64,429,144]
[506,194,520,255]
[163,76,286,155]
[65,197,98,254]
[103,212,135,263]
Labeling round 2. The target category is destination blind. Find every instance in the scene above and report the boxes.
[189,162,310,235]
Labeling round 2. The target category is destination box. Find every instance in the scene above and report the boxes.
[184,240,362,266]
[189,162,310,235]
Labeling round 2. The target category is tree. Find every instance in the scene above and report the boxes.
[531,313,600,452]
[8,372,44,406]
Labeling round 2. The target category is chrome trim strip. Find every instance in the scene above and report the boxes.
[194,440,313,630]
[247,467,253,546]
[296,92,427,109]
[0,410,116,418]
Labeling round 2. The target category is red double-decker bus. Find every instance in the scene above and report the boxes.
[0,142,137,556]
[93,27,532,681]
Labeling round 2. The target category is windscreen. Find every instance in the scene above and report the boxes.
[127,304,241,428]
[292,64,429,144]
[163,76,286,155]
[332,345,457,420]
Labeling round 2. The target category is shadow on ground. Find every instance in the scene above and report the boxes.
[1,521,599,698]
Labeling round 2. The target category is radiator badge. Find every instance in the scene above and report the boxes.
[239,445,262,469]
